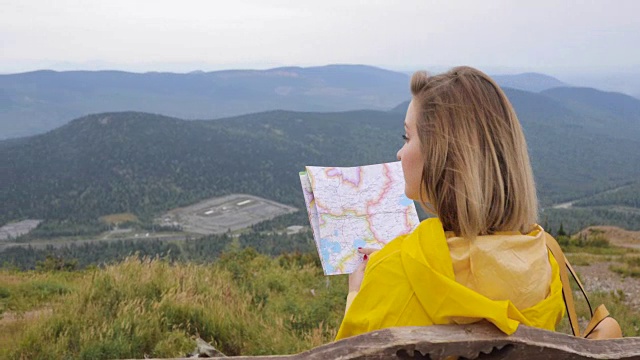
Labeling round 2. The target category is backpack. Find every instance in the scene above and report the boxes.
[545,233,623,339]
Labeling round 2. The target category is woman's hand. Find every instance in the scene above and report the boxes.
[348,248,378,292]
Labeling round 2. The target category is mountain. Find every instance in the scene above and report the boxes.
[492,73,567,92]
[554,71,640,101]
[503,87,640,202]
[390,72,569,113]
[0,65,410,139]
[0,65,622,142]
[573,181,640,208]
[389,100,410,113]
[2,84,640,231]
[541,87,640,135]
[0,110,403,224]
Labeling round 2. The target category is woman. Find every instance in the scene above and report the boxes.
[336,66,565,340]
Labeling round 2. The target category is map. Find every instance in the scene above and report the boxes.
[299,161,420,275]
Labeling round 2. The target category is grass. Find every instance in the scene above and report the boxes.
[559,229,640,278]
[562,246,631,255]
[557,289,640,337]
[3,236,640,359]
[556,231,640,337]
[99,213,139,225]
[1,249,347,359]
[565,253,609,266]
[0,270,83,353]
[611,254,640,278]
[0,270,80,315]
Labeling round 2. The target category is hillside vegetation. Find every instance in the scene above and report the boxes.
[0,110,402,227]
[2,82,640,235]
[574,182,640,208]
[3,241,640,359]
[1,250,346,359]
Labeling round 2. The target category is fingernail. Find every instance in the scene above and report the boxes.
[363,255,368,260]
[358,247,362,250]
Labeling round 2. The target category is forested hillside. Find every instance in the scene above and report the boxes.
[573,182,640,208]
[0,110,401,225]
[1,85,639,235]
[504,87,640,203]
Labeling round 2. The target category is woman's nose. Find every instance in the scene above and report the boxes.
[396,148,402,161]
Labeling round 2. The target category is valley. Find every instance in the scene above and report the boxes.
[0,194,300,253]
[551,184,636,209]
[0,233,188,252]
[155,193,297,235]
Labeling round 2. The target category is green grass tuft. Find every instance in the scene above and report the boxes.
[611,255,640,278]
[2,250,346,359]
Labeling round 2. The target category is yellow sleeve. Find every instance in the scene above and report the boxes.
[345,291,358,313]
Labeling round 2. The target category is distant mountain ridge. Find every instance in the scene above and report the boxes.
[0,65,410,139]
[492,72,567,92]
[0,64,605,140]
[542,87,640,124]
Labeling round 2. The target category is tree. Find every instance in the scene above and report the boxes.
[557,222,567,237]
[36,255,78,271]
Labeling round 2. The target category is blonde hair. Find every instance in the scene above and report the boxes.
[410,66,537,238]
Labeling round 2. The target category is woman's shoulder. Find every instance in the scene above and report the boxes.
[371,218,439,254]
[366,234,406,270]
[367,218,445,271]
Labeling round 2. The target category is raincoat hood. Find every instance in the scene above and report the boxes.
[336,218,564,340]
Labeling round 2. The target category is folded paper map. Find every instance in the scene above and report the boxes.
[299,161,420,275]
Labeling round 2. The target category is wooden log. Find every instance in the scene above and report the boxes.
[156,322,640,359]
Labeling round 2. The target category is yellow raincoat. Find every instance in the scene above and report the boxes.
[336,218,565,340]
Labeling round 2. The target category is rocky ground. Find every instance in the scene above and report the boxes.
[576,261,640,310]
[573,226,640,311]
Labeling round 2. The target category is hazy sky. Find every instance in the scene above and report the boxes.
[1,0,639,74]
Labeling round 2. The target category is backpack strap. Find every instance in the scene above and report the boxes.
[544,232,622,339]
[565,257,593,317]
[544,232,582,337]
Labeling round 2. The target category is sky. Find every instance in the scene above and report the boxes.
[1,0,639,76]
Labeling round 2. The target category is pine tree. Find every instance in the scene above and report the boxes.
[557,222,567,237]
